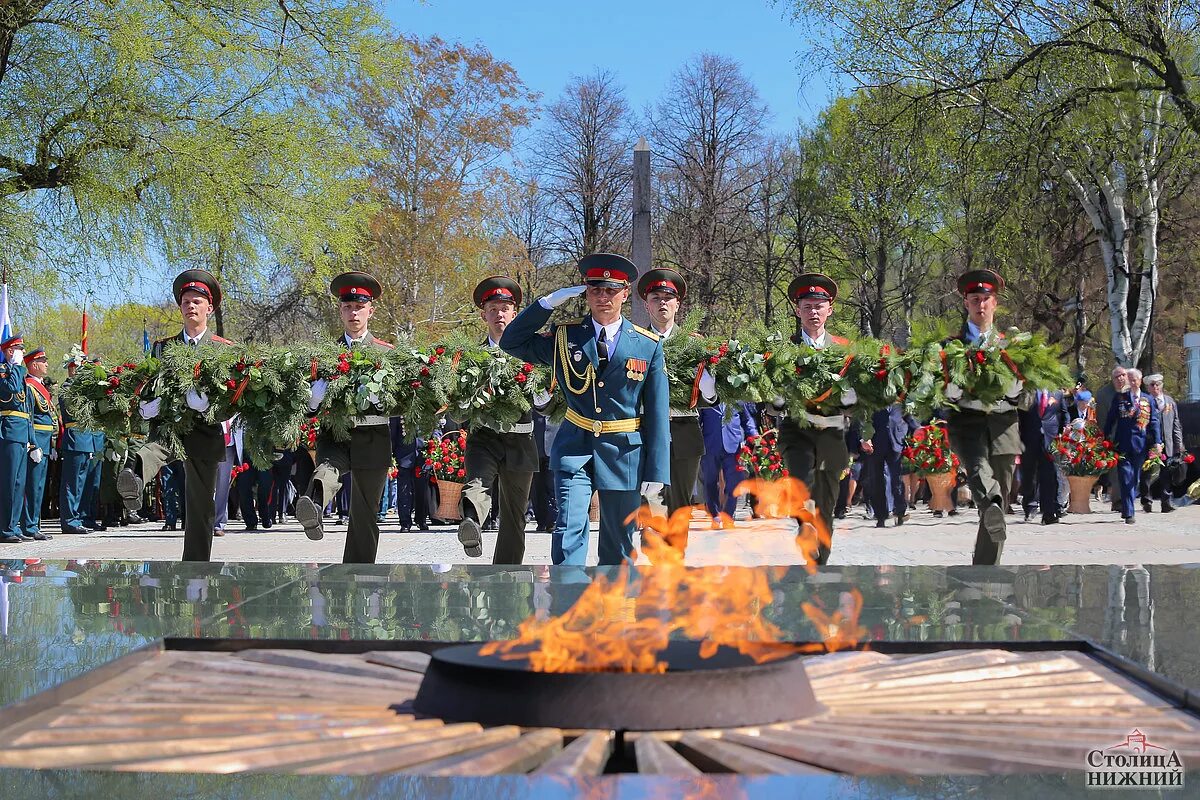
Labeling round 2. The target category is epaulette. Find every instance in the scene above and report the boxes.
[559,318,584,327]
[211,334,234,345]
[372,337,395,349]
[630,323,660,342]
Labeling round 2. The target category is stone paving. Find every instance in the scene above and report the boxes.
[6,501,1200,565]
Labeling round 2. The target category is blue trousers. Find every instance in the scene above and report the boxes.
[1118,454,1142,519]
[59,450,91,529]
[81,455,102,526]
[0,441,28,539]
[161,461,185,525]
[554,462,640,566]
[21,452,49,536]
[701,449,744,519]
[865,453,906,521]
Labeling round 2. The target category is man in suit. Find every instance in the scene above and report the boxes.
[637,268,714,530]
[862,404,918,528]
[774,273,855,565]
[942,268,1025,565]
[1104,367,1161,524]
[1098,367,1129,511]
[20,347,56,540]
[390,418,426,531]
[0,336,33,544]
[118,270,235,561]
[58,354,101,535]
[295,271,394,564]
[698,401,759,527]
[455,276,539,564]
[500,253,670,566]
[1141,373,1182,513]
[1019,388,1068,524]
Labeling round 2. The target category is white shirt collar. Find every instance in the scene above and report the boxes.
[30,376,43,385]
[801,329,829,349]
[183,329,207,346]
[345,331,370,347]
[486,336,500,348]
[653,323,676,339]
[592,317,622,341]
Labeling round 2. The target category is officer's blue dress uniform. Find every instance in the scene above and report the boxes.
[21,373,58,537]
[500,267,670,565]
[59,376,102,532]
[1104,389,1161,521]
[0,355,32,543]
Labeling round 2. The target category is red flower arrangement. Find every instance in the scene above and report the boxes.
[423,432,469,483]
[298,416,319,449]
[1052,424,1120,477]
[737,428,788,481]
[902,424,960,475]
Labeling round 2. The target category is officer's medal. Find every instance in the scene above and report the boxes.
[626,357,647,381]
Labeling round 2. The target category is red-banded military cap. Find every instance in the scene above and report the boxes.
[637,267,687,301]
[330,271,383,303]
[473,276,522,309]
[22,347,46,363]
[578,253,637,288]
[1,335,23,351]
[172,269,223,307]
[788,273,838,304]
[957,268,1005,296]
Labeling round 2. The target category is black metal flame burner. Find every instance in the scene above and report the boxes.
[413,640,824,731]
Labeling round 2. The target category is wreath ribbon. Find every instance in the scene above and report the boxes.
[809,353,854,406]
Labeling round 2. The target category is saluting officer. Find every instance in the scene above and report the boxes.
[20,347,56,540]
[943,269,1025,564]
[59,353,101,535]
[118,269,235,561]
[456,276,539,564]
[637,267,716,545]
[776,274,855,565]
[1,336,33,544]
[500,253,670,565]
[295,271,395,564]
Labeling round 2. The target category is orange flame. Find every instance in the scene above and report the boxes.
[733,476,831,573]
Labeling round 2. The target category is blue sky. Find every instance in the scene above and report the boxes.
[386,0,835,134]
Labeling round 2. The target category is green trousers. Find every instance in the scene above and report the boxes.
[308,426,390,564]
[135,441,219,562]
[779,421,848,565]
[946,409,1019,565]
[462,430,535,565]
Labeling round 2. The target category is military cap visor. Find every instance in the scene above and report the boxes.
[22,347,46,363]
[173,269,222,307]
[330,271,383,303]
[473,276,522,309]
[788,273,838,304]
[637,268,687,300]
[1,335,23,350]
[579,253,637,288]
[957,269,1005,296]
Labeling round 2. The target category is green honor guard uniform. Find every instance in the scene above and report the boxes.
[295,271,395,565]
[117,269,235,561]
[456,276,539,564]
[500,254,670,565]
[776,274,854,565]
[0,336,33,544]
[20,347,57,540]
[58,353,102,534]
[944,269,1023,565]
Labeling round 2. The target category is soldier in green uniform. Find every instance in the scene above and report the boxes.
[118,269,235,561]
[456,276,539,563]
[0,336,33,544]
[20,347,56,540]
[943,269,1024,565]
[295,271,394,564]
[775,274,855,565]
[636,267,716,547]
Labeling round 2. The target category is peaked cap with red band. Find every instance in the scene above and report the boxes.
[637,267,687,301]
[473,276,522,309]
[788,273,839,304]
[578,253,637,288]
[1,335,23,351]
[957,268,1005,296]
[330,271,383,303]
[22,347,46,363]
[172,269,222,307]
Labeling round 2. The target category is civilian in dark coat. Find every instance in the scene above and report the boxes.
[1019,388,1068,524]
[863,405,918,527]
[390,418,428,531]
[698,402,759,525]
[1104,368,1161,524]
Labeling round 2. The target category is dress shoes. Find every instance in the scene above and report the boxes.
[458,518,483,558]
[1162,500,1176,513]
[932,510,944,518]
[0,535,22,544]
[1041,514,1060,525]
[294,496,324,541]
[31,533,52,541]
[1125,514,1136,524]
[1141,500,1153,514]
[418,522,430,531]
[400,525,411,532]
[16,534,35,542]
[213,529,225,537]
[262,520,272,529]
[117,468,144,512]
[875,519,887,528]
[62,526,91,535]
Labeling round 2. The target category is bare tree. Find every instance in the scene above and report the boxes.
[537,71,633,261]
[738,136,801,327]
[497,166,556,301]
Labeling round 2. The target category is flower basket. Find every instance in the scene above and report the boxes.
[926,471,956,512]
[1052,422,1119,477]
[902,424,960,477]
[589,492,600,523]
[424,431,469,521]
[1067,475,1099,514]
[737,429,787,482]
[436,479,464,522]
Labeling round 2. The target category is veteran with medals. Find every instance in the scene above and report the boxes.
[500,254,670,565]
[295,271,395,564]
[456,276,539,564]
[0,336,33,544]
[775,274,854,565]
[20,347,57,540]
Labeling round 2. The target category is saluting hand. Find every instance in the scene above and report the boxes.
[541,285,587,309]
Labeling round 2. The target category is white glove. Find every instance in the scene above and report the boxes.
[309,378,329,411]
[840,388,858,407]
[49,449,58,462]
[9,348,24,364]
[540,285,587,309]
[640,481,664,498]
[29,447,43,464]
[698,369,717,401]
[944,383,964,402]
[1003,378,1024,401]
[532,389,553,407]
[367,392,380,406]
[185,389,210,412]
[771,394,787,410]
[138,398,161,420]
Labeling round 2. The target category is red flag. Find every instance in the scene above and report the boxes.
[81,309,88,355]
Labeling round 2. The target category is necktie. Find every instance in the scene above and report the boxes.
[597,328,609,373]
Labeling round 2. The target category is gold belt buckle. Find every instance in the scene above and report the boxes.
[591,420,603,436]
